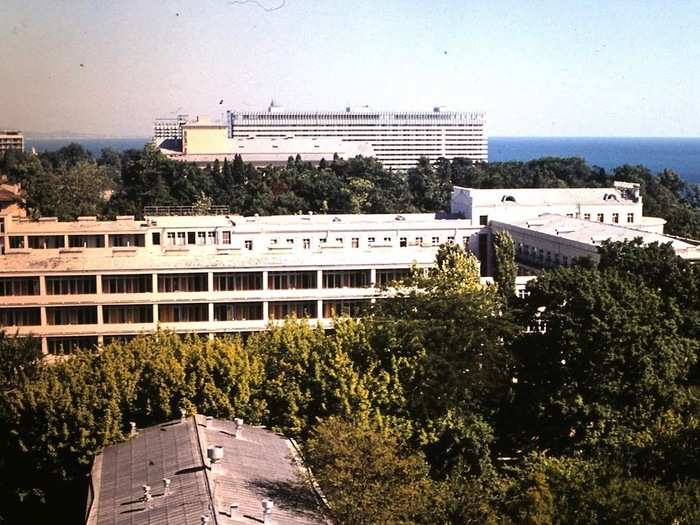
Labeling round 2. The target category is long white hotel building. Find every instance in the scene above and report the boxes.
[155,103,487,171]
[1,182,697,354]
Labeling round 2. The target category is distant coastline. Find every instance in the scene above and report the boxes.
[23,136,700,185]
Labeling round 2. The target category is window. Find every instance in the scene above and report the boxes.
[479,215,488,226]
[157,273,208,293]
[46,306,97,325]
[303,238,311,249]
[323,270,371,288]
[270,238,278,245]
[566,213,574,218]
[213,302,264,321]
[351,237,359,248]
[0,307,40,326]
[207,231,216,244]
[28,235,65,249]
[0,277,40,296]
[167,232,176,245]
[46,275,97,295]
[68,235,105,248]
[583,213,591,221]
[627,213,634,223]
[432,236,439,246]
[177,232,186,245]
[222,231,231,244]
[383,237,391,243]
[102,274,152,294]
[158,303,208,322]
[244,240,253,250]
[287,238,295,245]
[415,236,423,245]
[103,305,153,324]
[268,301,317,319]
[152,232,161,245]
[367,237,375,243]
[197,232,206,245]
[376,268,411,287]
[322,299,369,318]
[47,336,98,355]
[399,237,407,247]
[447,236,454,243]
[109,234,145,247]
[612,213,619,223]
[335,237,343,244]
[9,236,24,249]
[213,272,263,291]
[267,271,317,290]
[597,213,604,222]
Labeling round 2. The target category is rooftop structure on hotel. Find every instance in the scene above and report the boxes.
[0,130,24,153]
[1,182,697,354]
[85,415,324,525]
[154,102,487,170]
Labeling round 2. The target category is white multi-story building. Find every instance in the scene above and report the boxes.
[1,182,696,354]
[227,103,487,170]
[0,130,24,153]
[0,210,482,354]
[154,103,487,170]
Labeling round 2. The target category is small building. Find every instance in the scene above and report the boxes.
[0,130,24,153]
[85,415,326,525]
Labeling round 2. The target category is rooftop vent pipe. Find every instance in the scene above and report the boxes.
[207,445,224,465]
[206,416,214,428]
[129,422,137,438]
[262,499,274,524]
[180,407,187,423]
[163,478,171,495]
[235,418,244,439]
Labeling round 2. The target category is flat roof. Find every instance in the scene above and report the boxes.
[454,185,639,207]
[86,415,324,525]
[0,244,441,273]
[494,213,698,253]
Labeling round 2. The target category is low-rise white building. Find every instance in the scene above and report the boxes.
[1,182,696,354]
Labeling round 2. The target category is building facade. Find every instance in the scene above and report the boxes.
[0,210,483,354]
[0,130,24,153]
[154,103,487,170]
[2,183,697,354]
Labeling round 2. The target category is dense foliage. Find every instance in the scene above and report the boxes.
[2,146,699,237]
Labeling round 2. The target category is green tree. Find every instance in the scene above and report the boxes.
[492,231,517,301]
[303,416,436,525]
[510,267,698,454]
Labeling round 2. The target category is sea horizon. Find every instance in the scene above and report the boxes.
[23,136,700,185]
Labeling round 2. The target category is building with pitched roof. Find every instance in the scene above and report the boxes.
[85,415,326,525]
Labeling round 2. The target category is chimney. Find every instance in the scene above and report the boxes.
[163,478,171,495]
[130,422,137,438]
[180,407,187,423]
[234,418,244,439]
[262,499,274,524]
[229,502,241,520]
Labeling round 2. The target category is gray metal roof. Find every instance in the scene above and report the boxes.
[86,415,325,525]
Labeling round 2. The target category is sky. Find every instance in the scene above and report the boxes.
[1,0,699,137]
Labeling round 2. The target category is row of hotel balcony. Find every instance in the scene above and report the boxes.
[0,269,411,297]
[0,300,368,327]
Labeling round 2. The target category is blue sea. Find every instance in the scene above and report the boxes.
[24,136,700,185]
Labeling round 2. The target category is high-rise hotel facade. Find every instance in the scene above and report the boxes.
[154,104,487,170]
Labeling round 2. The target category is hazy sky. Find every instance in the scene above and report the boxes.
[1,0,699,137]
